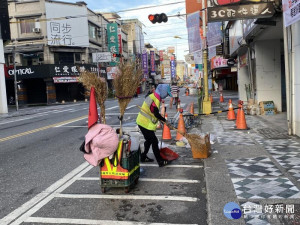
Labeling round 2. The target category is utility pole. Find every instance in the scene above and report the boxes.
[13,45,19,111]
[0,35,8,114]
[202,0,212,114]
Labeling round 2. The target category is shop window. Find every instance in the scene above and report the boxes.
[20,19,36,34]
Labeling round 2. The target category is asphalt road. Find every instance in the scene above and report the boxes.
[0,94,207,225]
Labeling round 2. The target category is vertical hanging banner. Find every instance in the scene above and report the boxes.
[142,51,148,79]
[187,11,202,53]
[118,28,122,55]
[171,60,176,79]
[193,51,203,64]
[150,51,155,75]
[283,0,300,27]
[107,23,119,66]
[208,46,217,60]
[159,50,164,61]
[207,22,223,47]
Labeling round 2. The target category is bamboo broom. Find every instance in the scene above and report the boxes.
[113,60,142,137]
[79,70,107,124]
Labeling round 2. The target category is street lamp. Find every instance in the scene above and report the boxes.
[173,35,182,59]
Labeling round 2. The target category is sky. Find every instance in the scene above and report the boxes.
[63,0,189,61]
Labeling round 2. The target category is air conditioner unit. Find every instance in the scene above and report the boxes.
[32,28,41,33]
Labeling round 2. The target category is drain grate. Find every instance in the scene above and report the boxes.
[256,128,289,139]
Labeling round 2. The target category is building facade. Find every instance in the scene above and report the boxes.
[4,0,128,105]
[121,19,144,57]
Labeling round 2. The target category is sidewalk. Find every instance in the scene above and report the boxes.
[202,95,300,225]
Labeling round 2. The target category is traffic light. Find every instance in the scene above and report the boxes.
[0,0,11,42]
[112,53,121,57]
[148,13,168,24]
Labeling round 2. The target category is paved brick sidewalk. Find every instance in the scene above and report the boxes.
[203,100,300,225]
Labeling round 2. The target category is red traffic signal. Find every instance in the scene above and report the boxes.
[148,13,168,24]
[148,14,155,22]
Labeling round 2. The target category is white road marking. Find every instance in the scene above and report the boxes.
[0,162,91,225]
[140,164,203,168]
[126,105,137,110]
[77,177,200,183]
[55,125,86,128]
[106,113,138,115]
[56,193,199,202]
[139,178,200,183]
[0,108,75,125]
[106,106,119,110]
[54,125,137,128]
[26,217,198,225]
[0,104,119,125]
[8,164,93,225]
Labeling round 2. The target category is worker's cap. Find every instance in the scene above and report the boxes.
[156,84,173,99]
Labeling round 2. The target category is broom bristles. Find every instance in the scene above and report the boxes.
[78,70,107,124]
[113,60,142,117]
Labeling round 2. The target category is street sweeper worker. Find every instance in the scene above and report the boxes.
[136,84,173,167]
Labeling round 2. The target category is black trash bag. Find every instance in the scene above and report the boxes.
[79,140,86,153]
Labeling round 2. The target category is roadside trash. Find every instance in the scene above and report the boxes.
[176,141,185,147]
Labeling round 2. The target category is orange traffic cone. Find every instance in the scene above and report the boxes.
[227,99,236,120]
[176,111,186,141]
[190,102,194,115]
[210,94,213,103]
[236,100,242,127]
[177,99,181,112]
[236,102,248,130]
[162,113,172,140]
[220,92,224,103]
[157,100,165,129]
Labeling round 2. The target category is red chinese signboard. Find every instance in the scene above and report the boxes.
[210,56,228,70]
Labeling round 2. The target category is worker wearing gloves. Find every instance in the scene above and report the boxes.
[136,84,173,167]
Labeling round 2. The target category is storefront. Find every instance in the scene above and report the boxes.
[5,64,104,104]
[210,56,238,91]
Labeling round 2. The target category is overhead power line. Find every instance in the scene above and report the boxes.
[116,1,185,13]
[144,34,188,40]
[10,1,185,24]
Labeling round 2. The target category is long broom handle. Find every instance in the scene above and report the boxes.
[136,105,187,137]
